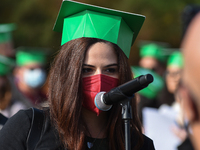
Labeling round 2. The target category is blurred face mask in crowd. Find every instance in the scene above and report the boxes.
[23,68,46,88]
[82,74,118,116]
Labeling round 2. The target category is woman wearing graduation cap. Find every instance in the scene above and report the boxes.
[139,43,168,77]
[164,51,194,150]
[0,1,155,150]
[13,47,48,107]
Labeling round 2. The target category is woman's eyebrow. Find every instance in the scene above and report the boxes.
[105,64,118,67]
[83,64,95,67]
[83,64,118,68]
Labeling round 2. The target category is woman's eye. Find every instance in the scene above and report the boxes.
[105,68,117,73]
[82,68,93,73]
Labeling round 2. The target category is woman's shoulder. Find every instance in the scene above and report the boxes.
[6,107,49,127]
[5,107,33,124]
[141,134,155,150]
[0,108,34,149]
[132,130,155,150]
[0,108,34,134]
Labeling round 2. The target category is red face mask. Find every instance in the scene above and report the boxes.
[82,74,119,116]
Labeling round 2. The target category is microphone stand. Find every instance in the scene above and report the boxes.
[98,74,153,150]
[120,98,133,150]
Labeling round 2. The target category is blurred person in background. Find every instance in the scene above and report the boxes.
[0,55,27,122]
[13,47,48,108]
[139,43,168,77]
[0,23,16,59]
[165,51,183,120]
[163,50,194,150]
[131,66,164,124]
[138,43,177,107]
[165,51,183,95]
[156,50,182,107]
[0,24,31,120]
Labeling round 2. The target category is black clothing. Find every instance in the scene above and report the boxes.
[0,108,61,150]
[0,108,155,150]
[0,113,8,130]
[0,113,8,125]
[177,137,194,150]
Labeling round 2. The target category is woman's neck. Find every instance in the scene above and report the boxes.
[82,108,108,138]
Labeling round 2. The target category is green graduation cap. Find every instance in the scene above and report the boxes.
[131,66,164,99]
[0,23,16,44]
[53,0,145,58]
[167,51,183,68]
[0,55,15,76]
[16,47,47,66]
[139,43,169,63]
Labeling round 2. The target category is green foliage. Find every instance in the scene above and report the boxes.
[0,0,62,50]
[1,0,200,65]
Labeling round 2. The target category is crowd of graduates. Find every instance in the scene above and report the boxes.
[0,23,187,149]
[0,23,49,125]
[133,43,190,150]
[0,2,200,150]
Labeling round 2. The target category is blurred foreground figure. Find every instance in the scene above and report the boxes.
[178,12,200,150]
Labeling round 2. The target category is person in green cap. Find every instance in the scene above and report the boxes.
[0,23,16,59]
[164,51,193,150]
[0,55,27,129]
[131,66,164,124]
[139,43,168,77]
[165,51,183,95]
[13,47,48,107]
[0,1,155,150]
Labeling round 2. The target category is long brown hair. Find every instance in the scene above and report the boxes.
[0,76,12,110]
[48,37,143,150]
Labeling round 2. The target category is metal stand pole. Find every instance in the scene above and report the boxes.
[121,100,132,150]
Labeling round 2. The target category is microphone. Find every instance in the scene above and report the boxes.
[94,74,154,111]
